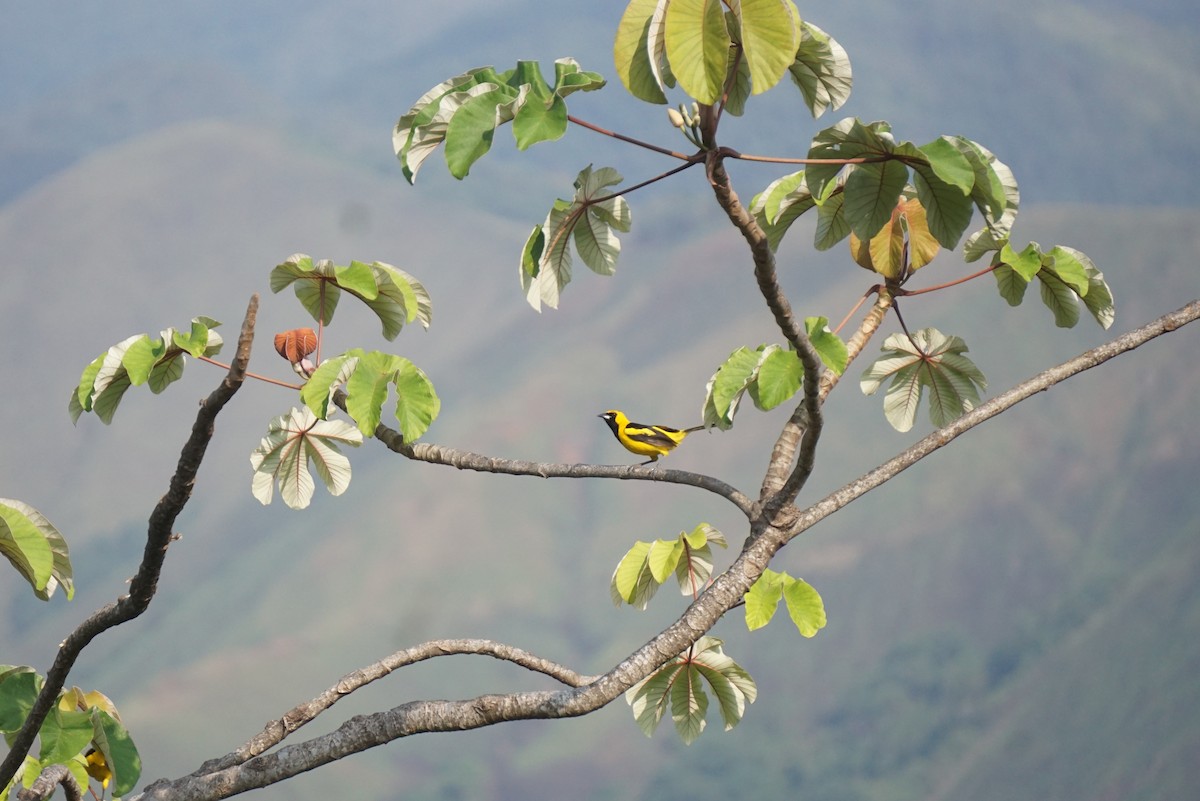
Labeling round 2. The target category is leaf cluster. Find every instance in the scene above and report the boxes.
[616,0,851,119]
[703,318,847,429]
[521,165,632,310]
[626,636,757,746]
[744,568,826,636]
[394,59,606,183]
[271,254,432,340]
[68,317,223,424]
[860,329,987,433]
[611,524,728,609]
[0,669,139,798]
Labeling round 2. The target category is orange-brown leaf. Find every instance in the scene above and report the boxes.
[274,328,318,363]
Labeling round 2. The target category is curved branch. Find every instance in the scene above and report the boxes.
[132,299,1198,801]
[0,295,260,791]
[187,640,594,778]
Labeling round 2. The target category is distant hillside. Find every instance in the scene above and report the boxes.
[0,116,1196,801]
[1,0,1198,208]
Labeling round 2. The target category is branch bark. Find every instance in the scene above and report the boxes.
[0,295,260,792]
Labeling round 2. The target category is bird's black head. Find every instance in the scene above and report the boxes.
[598,410,621,434]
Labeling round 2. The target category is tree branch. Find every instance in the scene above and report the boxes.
[0,295,260,791]
[353,403,755,517]
[780,298,1200,544]
[186,640,595,777]
[759,289,894,520]
[16,764,83,801]
[703,151,825,507]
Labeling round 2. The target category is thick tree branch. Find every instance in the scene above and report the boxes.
[0,296,260,791]
[131,299,1198,801]
[763,289,894,505]
[703,151,825,508]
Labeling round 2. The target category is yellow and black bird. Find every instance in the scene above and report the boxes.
[84,746,112,793]
[598,410,704,465]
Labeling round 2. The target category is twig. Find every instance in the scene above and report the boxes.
[567,115,694,161]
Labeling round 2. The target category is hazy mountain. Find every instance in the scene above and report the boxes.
[1,2,1197,800]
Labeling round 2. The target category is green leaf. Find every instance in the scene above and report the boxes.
[271,254,343,323]
[744,570,784,630]
[249,407,363,510]
[750,170,815,250]
[300,353,358,420]
[0,499,73,601]
[615,0,670,103]
[392,359,441,442]
[394,68,496,183]
[748,345,800,411]
[512,59,604,149]
[732,0,801,96]
[805,117,891,199]
[0,669,42,732]
[37,707,93,765]
[344,350,398,436]
[523,165,631,310]
[993,261,1029,306]
[788,21,852,118]
[813,187,849,250]
[626,636,756,743]
[674,523,725,595]
[958,139,1020,262]
[1038,270,1081,328]
[626,663,676,737]
[1001,242,1043,282]
[1044,245,1090,296]
[1074,248,1115,329]
[647,538,684,584]
[90,708,140,798]
[842,159,909,240]
[611,540,659,610]
[703,345,764,428]
[445,86,518,178]
[807,316,849,375]
[782,577,827,637]
[273,255,431,339]
[395,61,604,182]
[670,664,709,745]
[907,137,975,249]
[70,320,222,424]
[664,0,731,105]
